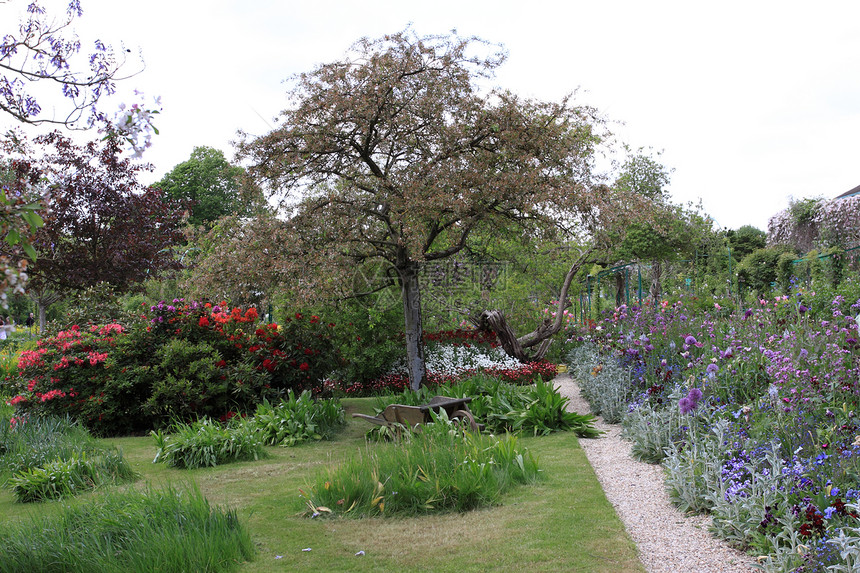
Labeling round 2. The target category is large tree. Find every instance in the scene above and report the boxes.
[156,146,264,227]
[7,131,184,328]
[236,30,647,389]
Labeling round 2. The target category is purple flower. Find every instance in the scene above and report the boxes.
[743,309,753,319]
[798,305,808,314]
[679,397,696,414]
[706,363,719,375]
[684,335,697,346]
[688,388,703,403]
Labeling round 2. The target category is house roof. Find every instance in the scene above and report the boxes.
[835,184,860,199]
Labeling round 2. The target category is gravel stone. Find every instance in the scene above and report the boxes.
[554,373,759,573]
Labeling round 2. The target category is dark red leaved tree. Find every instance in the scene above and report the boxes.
[20,131,184,328]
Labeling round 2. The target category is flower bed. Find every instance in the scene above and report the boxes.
[568,286,860,571]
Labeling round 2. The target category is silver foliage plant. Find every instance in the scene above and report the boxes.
[567,344,635,424]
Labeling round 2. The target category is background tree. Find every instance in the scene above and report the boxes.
[727,225,766,261]
[7,131,184,329]
[156,146,264,227]
[613,146,673,202]
[236,30,648,389]
[608,147,691,301]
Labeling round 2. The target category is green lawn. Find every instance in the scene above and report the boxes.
[1,398,644,573]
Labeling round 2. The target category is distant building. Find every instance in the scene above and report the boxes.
[835,184,860,199]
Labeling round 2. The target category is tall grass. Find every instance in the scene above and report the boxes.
[152,416,268,469]
[0,414,137,502]
[0,484,254,573]
[303,418,541,517]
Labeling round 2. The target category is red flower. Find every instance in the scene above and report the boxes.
[199,316,211,327]
[295,312,303,320]
[299,362,310,371]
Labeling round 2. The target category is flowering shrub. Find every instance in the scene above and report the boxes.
[6,299,342,435]
[5,324,149,435]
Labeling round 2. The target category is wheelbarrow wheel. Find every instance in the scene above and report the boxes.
[450,409,479,432]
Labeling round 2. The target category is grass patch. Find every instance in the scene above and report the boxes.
[0,414,137,502]
[1,396,644,572]
[0,484,254,573]
[302,418,540,517]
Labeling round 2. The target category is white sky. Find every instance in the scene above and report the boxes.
[6,0,860,232]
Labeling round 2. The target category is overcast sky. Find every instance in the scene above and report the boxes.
[6,0,860,232]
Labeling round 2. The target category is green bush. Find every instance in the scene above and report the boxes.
[142,337,270,426]
[737,247,783,294]
[0,485,254,573]
[776,251,797,294]
[151,416,268,469]
[328,302,403,387]
[822,246,846,288]
[303,419,540,517]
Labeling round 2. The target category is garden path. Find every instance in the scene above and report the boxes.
[553,373,759,573]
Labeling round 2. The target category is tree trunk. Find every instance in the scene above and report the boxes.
[477,246,593,363]
[649,261,662,301]
[30,287,64,334]
[399,264,426,391]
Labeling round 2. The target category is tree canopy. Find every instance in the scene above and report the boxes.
[156,146,263,227]
[231,30,649,388]
[4,131,184,326]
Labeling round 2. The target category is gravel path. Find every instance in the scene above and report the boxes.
[553,373,759,573]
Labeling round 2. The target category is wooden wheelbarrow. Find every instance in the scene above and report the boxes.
[352,396,481,432]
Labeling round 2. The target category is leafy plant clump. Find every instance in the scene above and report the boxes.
[372,373,599,438]
[0,414,137,502]
[0,485,254,573]
[302,419,540,518]
[252,390,345,446]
